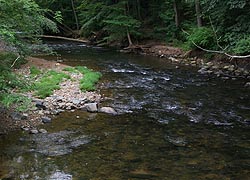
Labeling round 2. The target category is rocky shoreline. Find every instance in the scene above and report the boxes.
[122,44,250,86]
[0,57,116,135]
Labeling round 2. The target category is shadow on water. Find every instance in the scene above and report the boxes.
[0,40,249,179]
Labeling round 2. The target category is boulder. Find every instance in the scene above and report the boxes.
[84,103,98,112]
[99,107,117,115]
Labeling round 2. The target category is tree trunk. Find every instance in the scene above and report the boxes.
[71,0,79,31]
[195,0,202,27]
[127,28,133,47]
[137,0,142,20]
[173,0,180,27]
[125,1,133,47]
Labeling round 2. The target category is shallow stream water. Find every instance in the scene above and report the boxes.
[0,40,250,179]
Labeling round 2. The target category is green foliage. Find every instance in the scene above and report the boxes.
[155,0,178,41]
[35,0,81,29]
[232,37,250,55]
[78,0,142,45]
[203,0,250,54]
[33,70,70,99]
[103,14,141,43]
[54,11,63,24]
[0,93,32,112]
[33,0,249,55]
[186,27,216,50]
[0,52,26,70]
[78,1,107,37]
[0,52,29,92]
[0,52,31,111]
[0,0,57,54]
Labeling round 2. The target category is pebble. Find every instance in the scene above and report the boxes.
[35,100,46,110]
[30,129,39,134]
[21,126,30,131]
[38,110,44,115]
[221,77,230,80]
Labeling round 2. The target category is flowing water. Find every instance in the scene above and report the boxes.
[0,40,250,180]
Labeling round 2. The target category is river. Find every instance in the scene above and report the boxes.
[0,40,249,179]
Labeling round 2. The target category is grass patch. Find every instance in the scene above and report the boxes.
[75,66,102,91]
[63,67,79,74]
[64,66,102,91]
[33,70,70,99]
[0,93,32,112]
[30,66,42,76]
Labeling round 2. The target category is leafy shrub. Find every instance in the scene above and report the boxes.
[186,27,216,50]
[0,52,26,70]
[232,37,250,55]
[0,52,29,92]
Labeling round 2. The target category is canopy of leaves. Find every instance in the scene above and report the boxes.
[18,0,250,54]
[0,0,57,54]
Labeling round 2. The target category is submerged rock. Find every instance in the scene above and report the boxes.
[41,117,52,123]
[30,129,39,134]
[99,107,117,115]
[245,82,250,87]
[49,170,72,180]
[25,131,91,156]
[165,135,187,147]
[39,129,48,133]
[129,169,158,179]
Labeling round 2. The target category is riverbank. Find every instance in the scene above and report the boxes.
[0,56,105,135]
[120,43,250,86]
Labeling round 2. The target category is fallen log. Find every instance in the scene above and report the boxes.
[38,35,89,44]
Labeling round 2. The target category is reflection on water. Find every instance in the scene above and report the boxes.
[0,40,249,179]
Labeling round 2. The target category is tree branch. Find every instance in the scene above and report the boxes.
[11,55,20,68]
